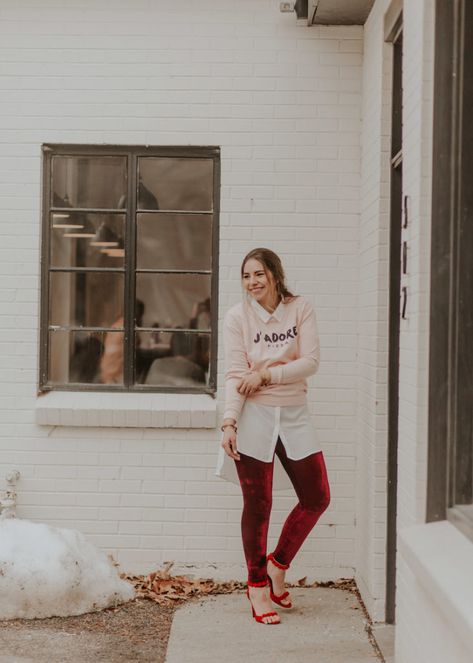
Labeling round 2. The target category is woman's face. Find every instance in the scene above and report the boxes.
[242,258,277,308]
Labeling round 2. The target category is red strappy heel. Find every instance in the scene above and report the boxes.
[266,553,293,609]
[246,580,280,624]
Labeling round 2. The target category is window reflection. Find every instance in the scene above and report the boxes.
[138,157,213,211]
[135,331,210,387]
[137,177,159,210]
[137,213,211,270]
[49,330,123,385]
[52,156,127,209]
[135,274,211,330]
[50,272,123,328]
[51,213,125,268]
[99,323,124,385]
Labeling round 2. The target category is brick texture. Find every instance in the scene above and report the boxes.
[355,0,392,623]
[0,0,362,579]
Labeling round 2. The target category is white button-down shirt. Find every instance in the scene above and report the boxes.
[251,296,284,324]
[215,299,322,492]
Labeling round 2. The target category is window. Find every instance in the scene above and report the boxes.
[40,145,220,394]
[427,0,473,541]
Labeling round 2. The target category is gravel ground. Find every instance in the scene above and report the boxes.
[0,597,182,663]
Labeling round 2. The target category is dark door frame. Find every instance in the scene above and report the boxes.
[384,0,403,625]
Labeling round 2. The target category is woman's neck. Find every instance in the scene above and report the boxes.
[259,295,281,314]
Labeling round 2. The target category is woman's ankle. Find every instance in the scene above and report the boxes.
[247,578,268,588]
[267,552,290,570]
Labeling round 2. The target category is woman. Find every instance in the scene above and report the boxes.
[215,248,331,625]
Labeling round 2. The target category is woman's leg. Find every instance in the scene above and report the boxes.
[271,440,330,568]
[234,452,274,585]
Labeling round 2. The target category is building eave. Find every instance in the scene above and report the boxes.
[294,0,375,25]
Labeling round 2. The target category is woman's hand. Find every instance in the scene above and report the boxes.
[221,426,240,461]
[237,371,263,396]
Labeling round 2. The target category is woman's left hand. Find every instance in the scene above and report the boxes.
[237,371,262,396]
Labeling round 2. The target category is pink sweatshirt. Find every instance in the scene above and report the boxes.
[223,295,320,421]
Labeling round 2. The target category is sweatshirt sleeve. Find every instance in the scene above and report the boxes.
[223,308,250,422]
[269,299,320,385]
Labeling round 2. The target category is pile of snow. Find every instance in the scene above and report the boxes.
[0,519,135,619]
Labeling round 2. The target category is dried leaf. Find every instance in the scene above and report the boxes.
[122,563,354,606]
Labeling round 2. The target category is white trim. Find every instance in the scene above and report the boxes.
[35,391,217,428]
[399,520,473,653]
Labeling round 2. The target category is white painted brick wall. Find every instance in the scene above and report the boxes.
[391,0,472,660]
[0,1,362,579]
[356,0,391,622]
[357,0,436,628]
[358,1,473,660]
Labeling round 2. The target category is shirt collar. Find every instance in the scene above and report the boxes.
[250,297,285,323]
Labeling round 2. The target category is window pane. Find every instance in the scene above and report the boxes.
[51,155,127,209]
[136,213,212,270]
[48,330,123,386]
[50,272,123,328]
[51,213,125,268]
[136,331,210,387]
[136,275,211,330]
[138,157,213,211]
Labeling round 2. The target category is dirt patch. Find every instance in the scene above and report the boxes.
[0,563,244,663]
[0,597,181,663]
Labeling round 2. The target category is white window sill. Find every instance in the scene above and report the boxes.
[35,391,217,428]
[399,520,473,653]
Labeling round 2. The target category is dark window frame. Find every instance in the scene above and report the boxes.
[39,144,220,395]
[427,0,473,541]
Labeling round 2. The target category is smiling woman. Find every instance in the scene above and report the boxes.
[241,248,295,312]
[215,247,331,626]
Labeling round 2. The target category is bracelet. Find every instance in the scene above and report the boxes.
[221,424,237,433]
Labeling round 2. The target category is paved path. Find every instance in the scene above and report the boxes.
[165,587,382,663]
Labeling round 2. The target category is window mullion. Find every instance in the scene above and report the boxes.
[40,147,53,388]
[123,153,137,389]
[209,153,221,392]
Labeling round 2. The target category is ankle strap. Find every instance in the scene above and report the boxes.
[267,552,290,570]
[247,579,269,587]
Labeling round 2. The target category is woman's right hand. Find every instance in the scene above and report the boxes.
[221,427,241,461]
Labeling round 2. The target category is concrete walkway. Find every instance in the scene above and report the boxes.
[165,587,384,663]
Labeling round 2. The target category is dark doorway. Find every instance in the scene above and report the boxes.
[385,10,403,625]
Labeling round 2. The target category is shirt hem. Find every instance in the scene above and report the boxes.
[246,393,308,407]
[235,446,323,464]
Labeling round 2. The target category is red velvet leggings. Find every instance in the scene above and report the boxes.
[234,438,330,584]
